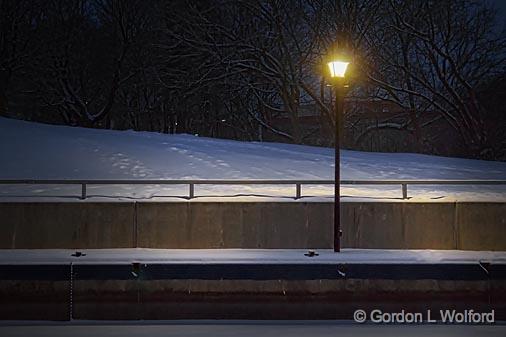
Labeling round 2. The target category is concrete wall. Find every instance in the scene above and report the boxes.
[0,203,135,249]
[71,278,505,320]
[3,278,503,320]
[0,201,505,250]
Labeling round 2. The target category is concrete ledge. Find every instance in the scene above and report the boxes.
[0,201,505,250]
[0,250,505,320]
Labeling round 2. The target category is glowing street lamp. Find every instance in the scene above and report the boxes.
[327,56,350,252]
[327,60,349,78]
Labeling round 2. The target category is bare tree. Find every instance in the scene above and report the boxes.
[0,0,43,117]
[2,0,504,160]
[362,0,506,157]
[160,0,333,143]
[30,0,153,128]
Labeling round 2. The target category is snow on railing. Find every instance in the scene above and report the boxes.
[1,179,506,200]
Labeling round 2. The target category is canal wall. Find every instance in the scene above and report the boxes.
[0,201,505,250]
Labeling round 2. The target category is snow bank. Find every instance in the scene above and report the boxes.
[0,117,505,201]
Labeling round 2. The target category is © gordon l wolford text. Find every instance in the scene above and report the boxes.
[353,309,495,324]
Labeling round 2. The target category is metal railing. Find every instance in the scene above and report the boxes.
[1,179,505,200]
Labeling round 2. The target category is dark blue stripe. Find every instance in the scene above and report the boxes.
[1,263,504,281]
[74,264,137,280]
[140,263,494,281]
[0,265,69,280]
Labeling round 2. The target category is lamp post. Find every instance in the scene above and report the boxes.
[327,58,349,252]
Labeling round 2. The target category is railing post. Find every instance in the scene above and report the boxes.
[189,183,195,199]
[402,183,408,199]
[295,183,301,199]
[81,183,87,200]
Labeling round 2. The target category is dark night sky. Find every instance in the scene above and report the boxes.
[490,0,506,26]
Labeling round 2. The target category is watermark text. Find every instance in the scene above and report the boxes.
[353,309,495,324]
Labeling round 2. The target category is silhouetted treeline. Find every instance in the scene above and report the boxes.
[1,0,505,160]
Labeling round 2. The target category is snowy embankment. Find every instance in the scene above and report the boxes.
[0,117,505,202]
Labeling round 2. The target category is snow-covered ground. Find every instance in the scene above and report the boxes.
[0,248,504,265]
[0,117,505,202]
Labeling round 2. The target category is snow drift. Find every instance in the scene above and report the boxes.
[0,117,505,201]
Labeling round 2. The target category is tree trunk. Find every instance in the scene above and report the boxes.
[0,90,7,117]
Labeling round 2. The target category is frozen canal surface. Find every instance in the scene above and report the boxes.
[0,321,504,337]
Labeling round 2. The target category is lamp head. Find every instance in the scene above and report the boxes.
[327,60,349,78]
